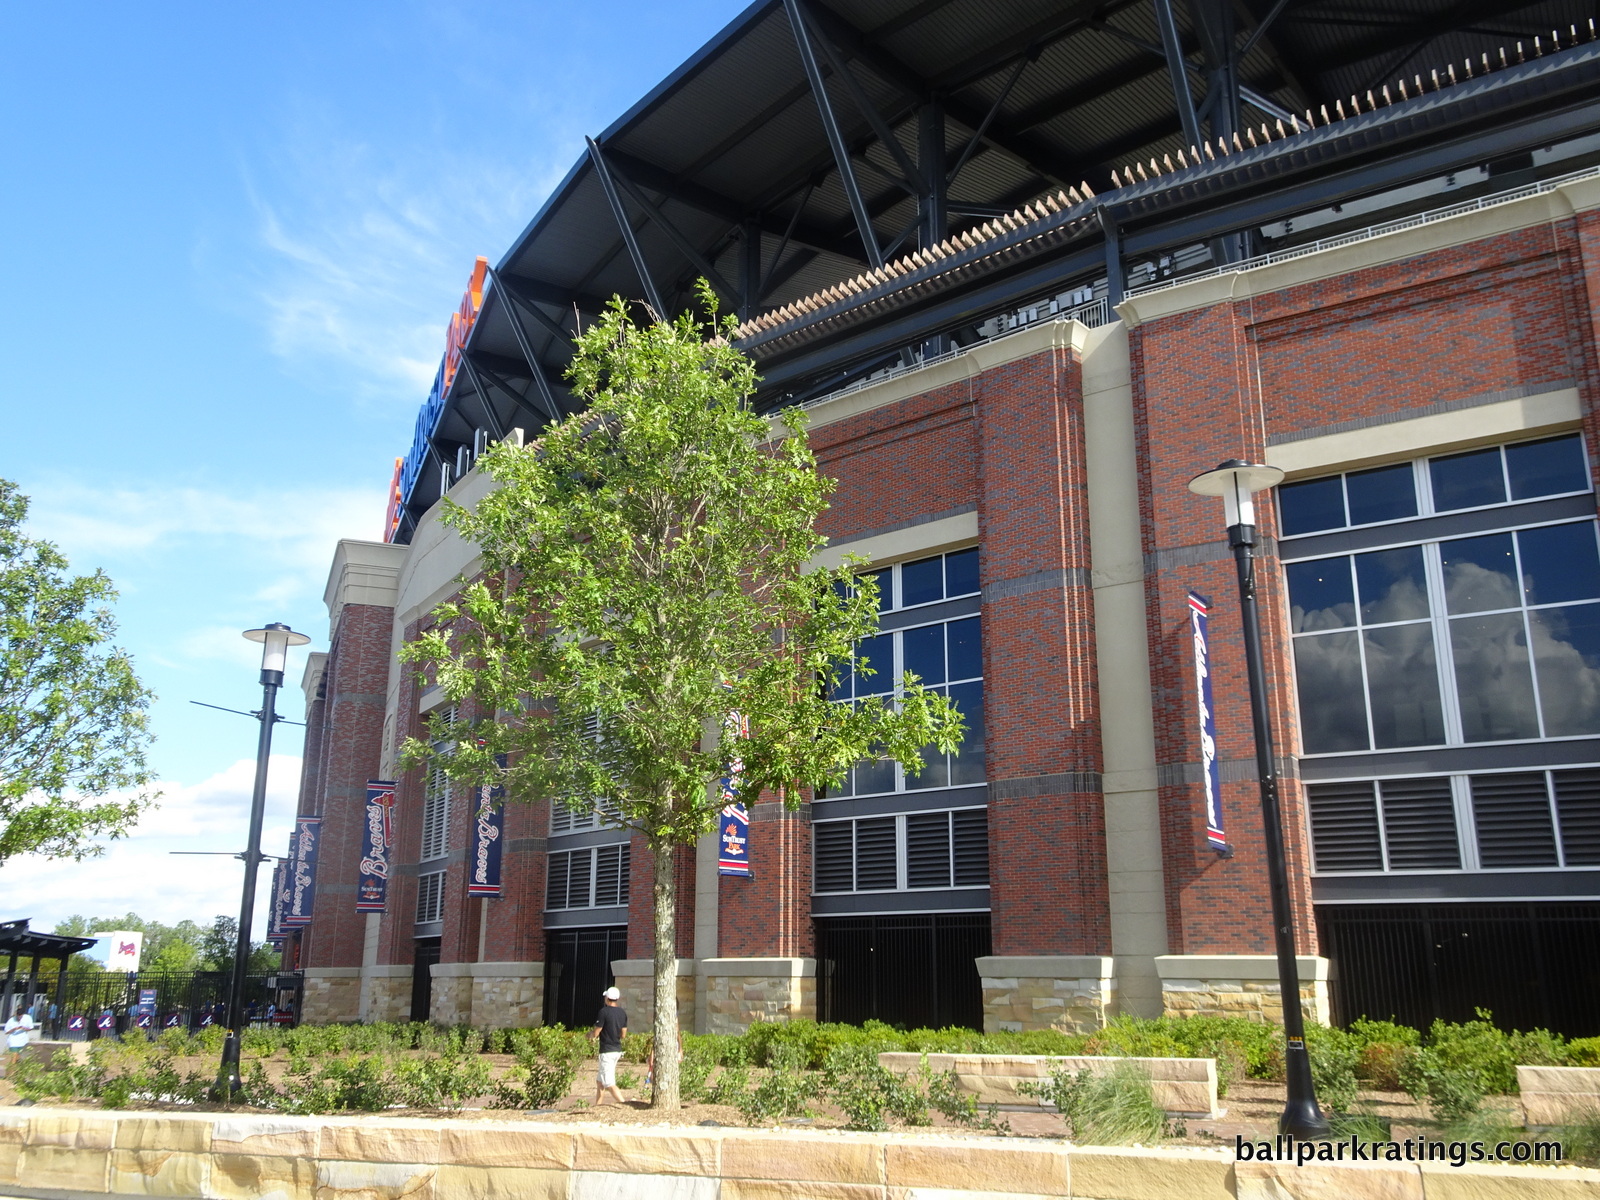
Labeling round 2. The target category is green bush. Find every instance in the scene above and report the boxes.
[1568,1037,1600,1068]
[821,1045,929,1132]
[1347,1018,1420,1048]
[1303,1024,1361,1115]
[679,1041,718,1103]
[707,1063,750,1105]
[1422,1011,1518,1096]
[492,1037,584,1110]
[1021,1061,1167,1145]
[735,1062,818,1125]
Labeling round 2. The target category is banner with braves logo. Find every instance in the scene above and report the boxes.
[357,780,396,912]
[1187,592,1226,849]
[467,756,505,898]
[717,711,751,876]
[266,860,287,944]
[282,816,321,928]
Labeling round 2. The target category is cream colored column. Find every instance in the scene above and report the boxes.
[693,830,719,1034]
[1081,319,1169,1017]
[356,912,382,1021]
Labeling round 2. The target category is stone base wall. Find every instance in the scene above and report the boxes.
[300,969,360,1024]
[879,1052,1219,1117]
[977,956,1115,1034]
[2,1105,1581,1199]
[1519,1065,1600,1126]
[701,957,816,1034]
[610,959,696,1031]
[361,969,412,1024]
[469,964,544,1028]
[428,974,472,1027]
[1155,955,1331,1025]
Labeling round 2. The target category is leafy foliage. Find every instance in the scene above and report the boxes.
[0,479,157,861]
[399,290,963,1109]
[1019,1061,1168,1144]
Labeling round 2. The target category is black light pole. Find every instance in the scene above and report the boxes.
[216,622,310,1096]
[1188,460,1331,1140]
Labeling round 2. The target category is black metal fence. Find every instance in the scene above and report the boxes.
[1318,902,1600,1037]
[544,927,628,1029]
[2,970,296,1039]
[815,913,991,1031]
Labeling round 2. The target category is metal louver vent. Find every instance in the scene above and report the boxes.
[906,812,952,888]
[1472,773,1558,868]
[813,823,853,893]
[855,817,898,890]
[1555,768,1600,866]
[567,848,594,908]
[415,871,445,924]
[951,809,989,887]
[1381,777,1459,870]
[593,844,629,907]
[1308,781,1383,872]
[421,765,451,861]
[545,851,569,909]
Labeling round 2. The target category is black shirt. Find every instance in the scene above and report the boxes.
[594,1004,627,1053]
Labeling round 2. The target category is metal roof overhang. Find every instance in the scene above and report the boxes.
[395,0,1600,538]
[0,920,98,959]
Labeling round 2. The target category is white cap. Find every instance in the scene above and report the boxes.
[603,986,621,1000]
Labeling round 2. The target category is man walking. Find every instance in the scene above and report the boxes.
[588,986,628,1106]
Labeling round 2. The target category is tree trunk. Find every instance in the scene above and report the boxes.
[650,837,680,1109]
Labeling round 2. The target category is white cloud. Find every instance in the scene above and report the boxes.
[237,117,570,408]
[4,756,304,934]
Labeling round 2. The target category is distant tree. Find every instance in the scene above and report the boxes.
[0,480,158,862]
[401,290,965,1109]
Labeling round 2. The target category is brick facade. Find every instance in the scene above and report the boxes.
[291,184,1600,1033]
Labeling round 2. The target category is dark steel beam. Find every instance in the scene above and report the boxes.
[485,264,566,421]
[455,355,506,441]
[473,357,558,426]
[1239,0,1296,57]
[586,136,667,315]
[801,4,921,190]
[602,154,740,303]
[946,52,1034,186]
[785,0,885,267]
[1153,0,1204,150]
[1314,0,1554,74]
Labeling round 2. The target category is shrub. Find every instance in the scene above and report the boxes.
[1508,1027,1568,1070]
[1356,1042,1416,1091]
[1559,1109,1600,1167]
[1422,1011,1517,1096]
[1568,1037,1600,1068]
[735,1063,818,1125]
[822,1045,929,1132]
[1021,1061,1166,1145]
[492,1036,585,1110]
[1303,1024,1361,1115]
[679,1041,718,1103]
[1347,1018,1421,1048]
[708,1063,750,1105]
[1401,1053,1487,1123]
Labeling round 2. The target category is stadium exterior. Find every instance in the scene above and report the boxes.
[285,0,1600,1036]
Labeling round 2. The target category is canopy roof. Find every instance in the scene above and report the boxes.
[0,919,98,960]
[392,0,1600,540]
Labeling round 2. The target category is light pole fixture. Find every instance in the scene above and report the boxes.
[216,622,310,1096]
[1188,459,1331,1141]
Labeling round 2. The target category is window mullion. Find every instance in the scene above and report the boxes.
[1350,557,1378,751]
[1548,770,1567,868]
[1452,775,1480,870]
[896,814,907,891]
[1423,542,1465,745]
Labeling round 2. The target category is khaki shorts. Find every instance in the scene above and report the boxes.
[597,1051,624,1086]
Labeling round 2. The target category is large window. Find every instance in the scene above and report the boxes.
[546,844,631,910]
[1281,437,1600,754]
[813,808,989,893]
[1307,768,1600,873]
[827,549,984,797]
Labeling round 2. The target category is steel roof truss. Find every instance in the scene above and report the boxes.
[585,137,668,315]
[455,355,507,442]
[786,0,886,267]
[1153,0,1205,150]
[602,154,740,304]
[485,265,566,422]
[800,3,921,191]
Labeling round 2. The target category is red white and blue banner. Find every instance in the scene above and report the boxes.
[467,757,506,898]
[717,712,752,876]
[357,780,396,913]
[282,816,321,928]
[266,860,288,945]
[1188,592,1226,849]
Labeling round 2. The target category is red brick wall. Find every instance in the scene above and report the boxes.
[718,793,814,959]
[972,346,1109,956]
[626,836,696,960]
[301,603,395,970]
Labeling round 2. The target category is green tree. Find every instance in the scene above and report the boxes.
[401,291,964,1110]
[0,480,157,861]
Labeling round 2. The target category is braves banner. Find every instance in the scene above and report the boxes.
[282,816,322,928]
[467,757,505,898]
[266,860,287,944]
[1188,592,1226,849]
[357,780,396,912]
[717,711,752,876]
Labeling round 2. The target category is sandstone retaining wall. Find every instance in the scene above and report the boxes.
[0,1107,1591,1200]
[1521,1065,1600,1127]
[878,1052,1218,1118]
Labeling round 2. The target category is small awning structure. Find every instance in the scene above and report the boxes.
[1,918,99,1038]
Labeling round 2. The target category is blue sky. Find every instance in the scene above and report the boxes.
[1,0,741,931]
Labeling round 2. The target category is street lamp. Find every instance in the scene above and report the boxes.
[1188,460,1331,1141]
[216,623,310,1096]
